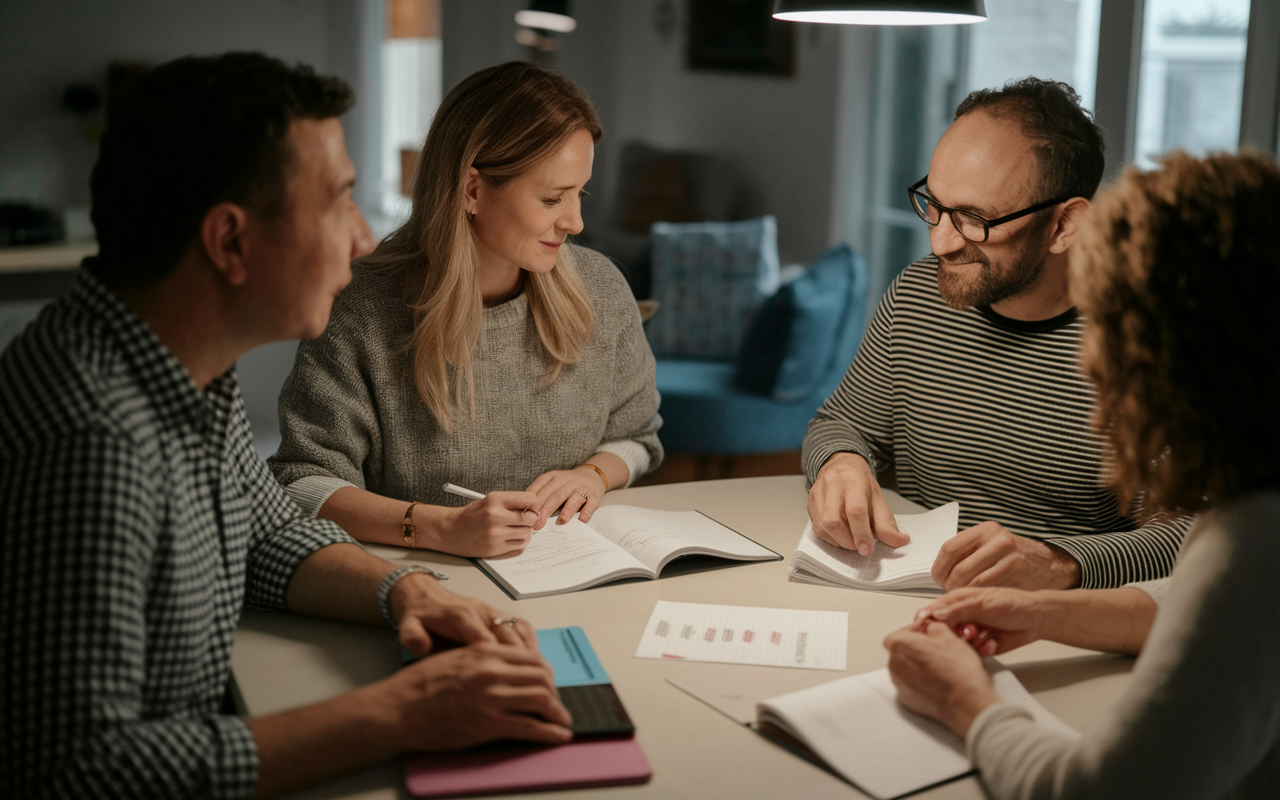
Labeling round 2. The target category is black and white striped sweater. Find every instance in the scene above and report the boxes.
[803,255,1191,589]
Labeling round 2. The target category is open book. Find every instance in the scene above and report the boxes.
[789,502,959,594]
[756,662,1077,800]
[477,505,780,600]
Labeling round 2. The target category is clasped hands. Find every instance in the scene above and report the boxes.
[808,453,1081,590]
[381,571,573,750]
[436,465,609,558]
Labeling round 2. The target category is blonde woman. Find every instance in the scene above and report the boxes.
[270,62,661,558]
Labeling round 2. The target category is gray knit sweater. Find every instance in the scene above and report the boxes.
[268,245,662,512]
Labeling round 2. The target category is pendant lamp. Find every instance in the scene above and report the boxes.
[773,0,986,26]
[515,0,577,33]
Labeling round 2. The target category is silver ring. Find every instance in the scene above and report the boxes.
[576,490,589,501]
[492,617,519,627]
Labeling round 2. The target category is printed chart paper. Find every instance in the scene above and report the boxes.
[635,601,848,670]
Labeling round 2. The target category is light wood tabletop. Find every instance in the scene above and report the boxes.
[232,475,1134,800]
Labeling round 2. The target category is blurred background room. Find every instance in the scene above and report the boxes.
[2,0,1276,481]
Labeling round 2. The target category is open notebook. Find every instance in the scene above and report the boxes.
[756,662,1077,800]
[478,505,779,600]
[789,502,959,594]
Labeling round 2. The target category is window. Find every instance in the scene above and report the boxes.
[1133,0,1251,167]
[381,0,442,230]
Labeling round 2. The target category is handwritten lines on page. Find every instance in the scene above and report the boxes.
[635,601,848,671]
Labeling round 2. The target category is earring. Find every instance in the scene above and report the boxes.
[467,211,475,221]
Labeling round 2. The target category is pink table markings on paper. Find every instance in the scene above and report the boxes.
[703,628,717,643]
[770,632,782,645]
[743,630,756,643]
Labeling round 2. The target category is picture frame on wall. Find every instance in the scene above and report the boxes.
[687,0,796,77]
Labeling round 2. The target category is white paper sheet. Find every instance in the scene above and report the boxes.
[634,601,848,670]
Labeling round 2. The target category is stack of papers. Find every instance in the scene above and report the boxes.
[789,502,960,594]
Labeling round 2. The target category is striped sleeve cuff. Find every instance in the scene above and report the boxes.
[801,431,879,489]
[283,475,357,516]
[595,440,651,488]
[1046,516,1191,589]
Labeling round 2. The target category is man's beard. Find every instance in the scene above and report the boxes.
[934,221,1051,310]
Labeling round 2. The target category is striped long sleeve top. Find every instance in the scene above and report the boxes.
[802,256,1191,589]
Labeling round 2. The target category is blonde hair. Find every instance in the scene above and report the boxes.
[361,62,601,431]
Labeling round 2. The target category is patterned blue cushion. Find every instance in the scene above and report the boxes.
[646,216,780,358]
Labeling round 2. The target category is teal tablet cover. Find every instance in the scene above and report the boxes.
[537,626,609,688]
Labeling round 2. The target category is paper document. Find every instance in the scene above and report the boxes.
[790,502,960,594]
[756,662,1077,799]
[635,601,848,670]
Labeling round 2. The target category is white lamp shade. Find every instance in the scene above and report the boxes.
[773,0,986,25]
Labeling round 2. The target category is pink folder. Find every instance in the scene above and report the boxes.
[404,736,653,797]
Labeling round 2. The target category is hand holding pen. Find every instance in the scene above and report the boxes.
[433,482,539,558]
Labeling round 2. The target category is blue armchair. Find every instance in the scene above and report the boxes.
[652,244,870,457]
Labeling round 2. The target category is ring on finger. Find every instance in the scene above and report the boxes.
[492,617,520,627]
[576,490,589,501]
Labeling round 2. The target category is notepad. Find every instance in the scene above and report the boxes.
[403,627,651,796]
[789,502,960,594]
[477,505,780,600]
[755,662,1076,800]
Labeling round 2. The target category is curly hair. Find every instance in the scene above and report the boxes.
[90,52,353,289]
[1071,150,1280,514]
[956,77,1105,203]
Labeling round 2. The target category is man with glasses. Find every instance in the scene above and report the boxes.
[803,77,1192,591]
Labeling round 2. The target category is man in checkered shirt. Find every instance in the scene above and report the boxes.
[0,53,572,798]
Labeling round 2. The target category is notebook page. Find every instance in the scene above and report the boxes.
[793,502,959,586]
[590,505,774,573]
[479,517,650,597]
[757,662,1075,800]
[635,601,848,670]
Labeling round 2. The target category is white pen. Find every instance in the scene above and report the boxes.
[442,482,486,502]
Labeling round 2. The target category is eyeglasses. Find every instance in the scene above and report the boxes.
[907,176,1071,244]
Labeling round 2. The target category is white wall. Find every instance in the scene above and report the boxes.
[442,0,862,266]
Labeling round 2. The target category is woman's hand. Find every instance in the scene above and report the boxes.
[884,621,1003,738]
[526,466,608,529]
[432,491,538,558]
[914,587,1048,656]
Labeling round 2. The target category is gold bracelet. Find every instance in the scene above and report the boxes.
[402,501,421,546]
[577,462,608,492]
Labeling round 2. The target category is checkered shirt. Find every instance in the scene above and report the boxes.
[0,268,356,798]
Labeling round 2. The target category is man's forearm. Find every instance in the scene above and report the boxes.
[1038,586,1156,655]
[285,542,394,625]
[249,679,403,798]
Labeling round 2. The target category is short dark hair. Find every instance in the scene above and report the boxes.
[89,52,353,289]
[955,77,1105,204]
